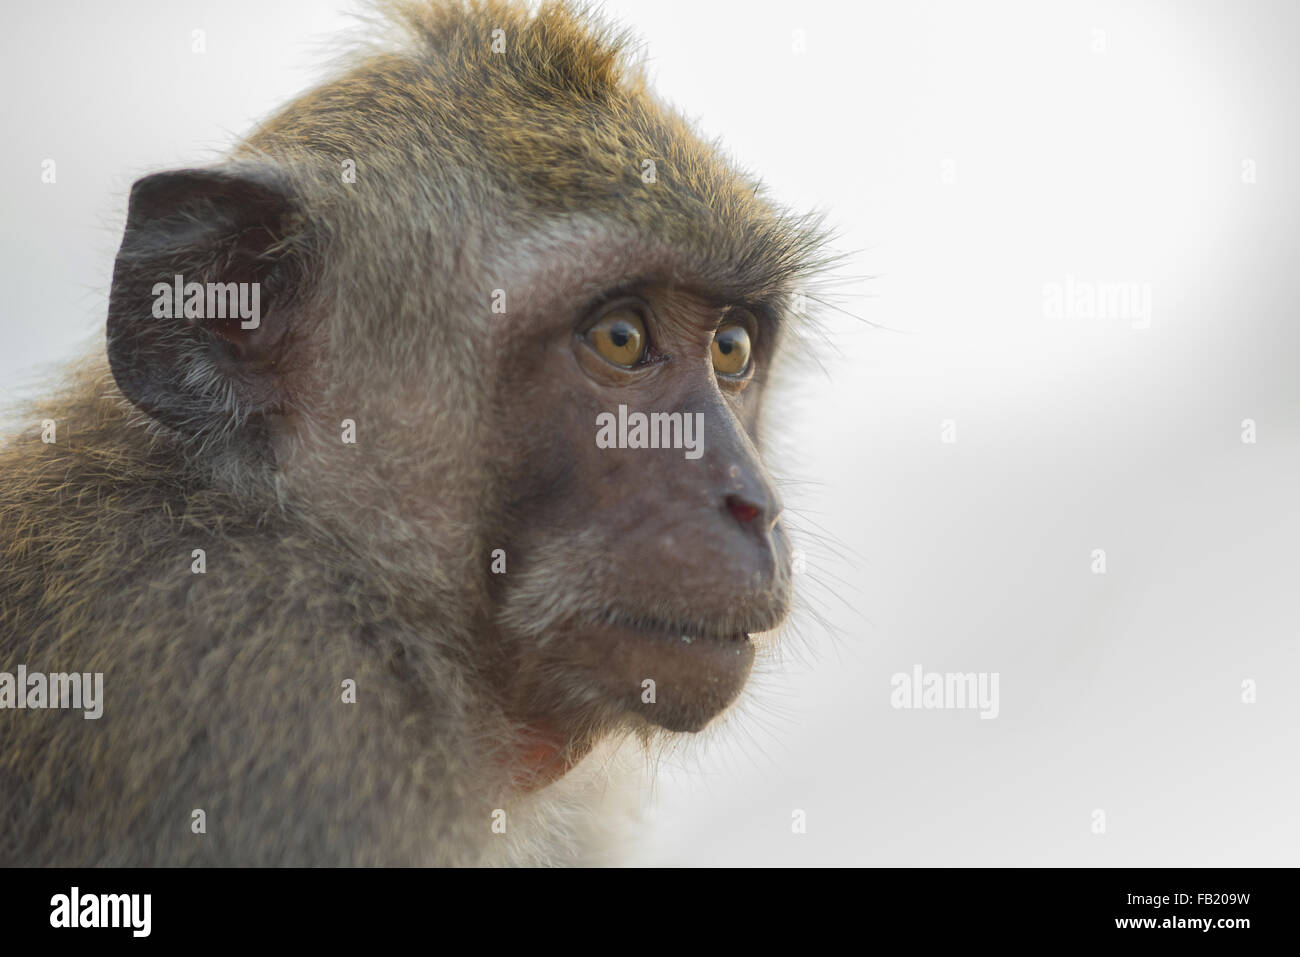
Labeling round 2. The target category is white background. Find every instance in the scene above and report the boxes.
[2,1,1297,865]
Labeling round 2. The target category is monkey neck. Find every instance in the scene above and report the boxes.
[507,718,595,791]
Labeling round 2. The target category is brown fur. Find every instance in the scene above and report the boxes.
[0,0,827,865]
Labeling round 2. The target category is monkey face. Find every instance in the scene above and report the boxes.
[99,0,827,783]
[488,268,794,737]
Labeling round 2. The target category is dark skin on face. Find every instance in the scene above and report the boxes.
[486,271,792,775]
[101,161,807,791]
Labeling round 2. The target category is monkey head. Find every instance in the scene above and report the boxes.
[103,0,828,773]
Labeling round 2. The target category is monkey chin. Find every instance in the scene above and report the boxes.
[501,623,759,790]
[579,618,761,735]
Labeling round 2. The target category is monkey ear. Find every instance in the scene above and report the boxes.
[106,165,310,438]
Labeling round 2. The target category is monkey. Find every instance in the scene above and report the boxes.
[0,0,828,865]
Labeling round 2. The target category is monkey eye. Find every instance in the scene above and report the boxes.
[584,305,649,368]
[711,320,753,377]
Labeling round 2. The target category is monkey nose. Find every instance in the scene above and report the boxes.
[720,460,782,531]
[726,494,760,524]
[724,490,781,531]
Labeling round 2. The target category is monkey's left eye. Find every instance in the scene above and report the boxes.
[711,321,753,377]
[585,306,649,368]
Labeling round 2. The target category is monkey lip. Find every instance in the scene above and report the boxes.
[584,614,759,731]
[595,613,759,688]
[553,609,778,730]
[604,614,752,646]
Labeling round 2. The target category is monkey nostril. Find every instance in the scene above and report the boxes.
[726,494,761,525]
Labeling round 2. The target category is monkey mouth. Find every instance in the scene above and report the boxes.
[603,613,753,646]
[596,611,760,686]
[577,613,759,732]
[542,606,783,731]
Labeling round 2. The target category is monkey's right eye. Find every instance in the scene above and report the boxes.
[584,307,648,368]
